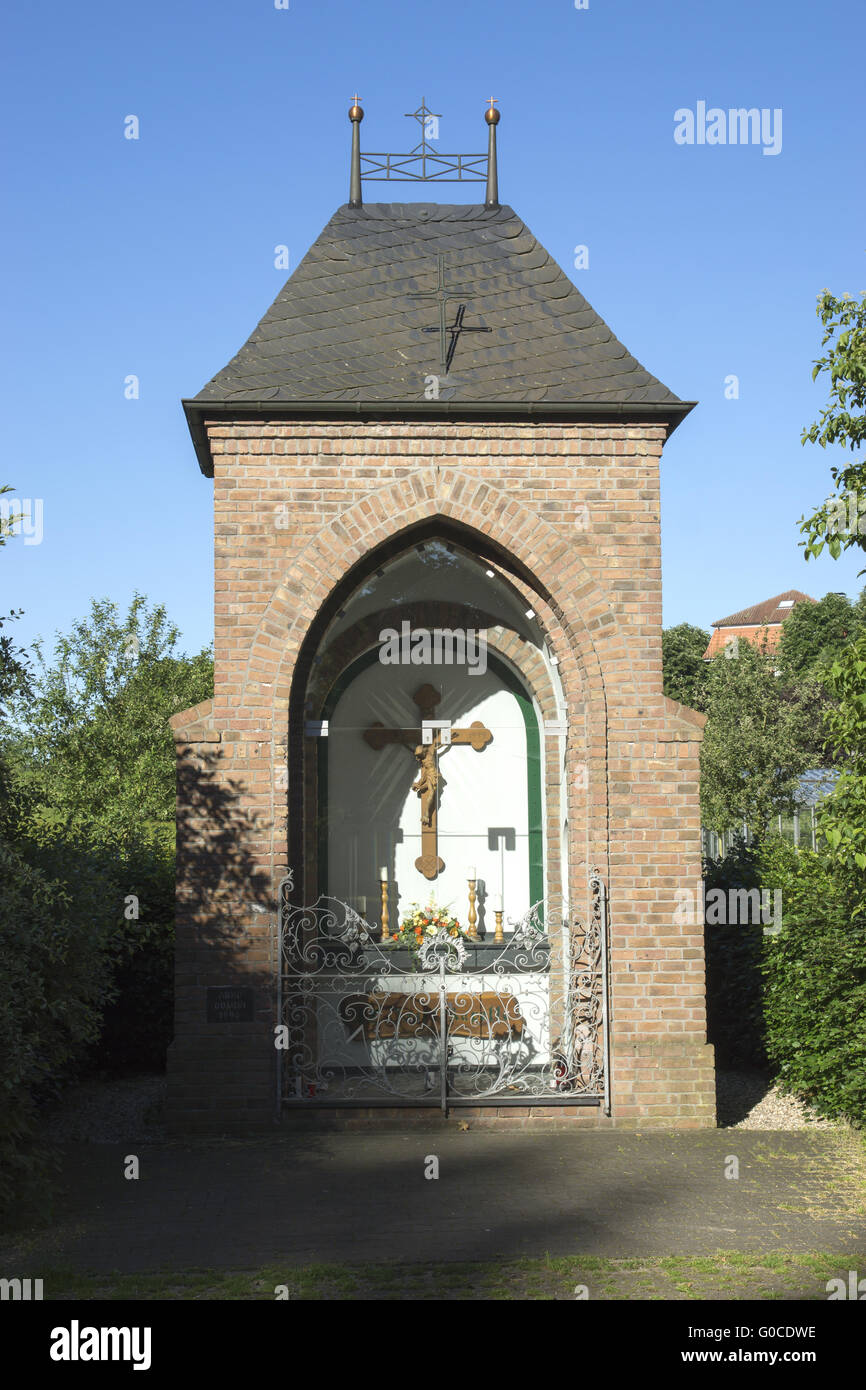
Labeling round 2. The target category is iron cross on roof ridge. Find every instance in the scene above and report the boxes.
[410,252,492,374]
[404,97,442,154]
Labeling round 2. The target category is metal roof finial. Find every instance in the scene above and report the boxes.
[348,94,364,209]
[484,98,500,210]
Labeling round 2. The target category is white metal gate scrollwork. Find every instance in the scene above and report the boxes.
[277,872,610,1113]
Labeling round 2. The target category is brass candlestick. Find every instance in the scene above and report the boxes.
[494,909,504,944]
[468,879,477,939]
[380,879,390,940]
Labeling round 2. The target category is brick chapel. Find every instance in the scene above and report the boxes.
[167,99,715,1132]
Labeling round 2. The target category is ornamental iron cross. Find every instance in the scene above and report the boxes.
[410,253,492,373]
[360,95,488,184]
[404,97,442,153]
[364,683,492,880]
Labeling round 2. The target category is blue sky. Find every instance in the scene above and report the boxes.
[2,0,864,657]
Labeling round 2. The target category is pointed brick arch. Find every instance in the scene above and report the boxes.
[241,465,634,718]
[240,465,631,909]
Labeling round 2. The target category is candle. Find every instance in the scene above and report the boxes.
[494,893,503,911]
[468,865,476,880]
[379,866,388,882]
[357,896,367,915]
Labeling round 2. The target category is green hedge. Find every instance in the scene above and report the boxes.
[0,837,115,1215]
[92,836,175,1073]
[759,839,866,1124]
[703,836,866,1125]
[0,829,176,1216]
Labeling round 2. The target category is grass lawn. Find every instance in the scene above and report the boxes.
[38,1250,860,1301]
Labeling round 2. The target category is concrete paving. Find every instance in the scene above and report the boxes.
[4,1129,865,1274]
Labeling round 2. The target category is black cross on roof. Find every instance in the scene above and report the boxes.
[410,253,492,373]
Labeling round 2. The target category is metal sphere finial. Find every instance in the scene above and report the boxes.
[485,96,500,125]
[348,94,364,207]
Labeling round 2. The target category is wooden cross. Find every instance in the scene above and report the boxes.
[363,683,492,880]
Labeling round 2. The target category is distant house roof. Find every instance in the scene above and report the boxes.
[183,201,695,474]
[703,590,816,659]
[712,590,816,628]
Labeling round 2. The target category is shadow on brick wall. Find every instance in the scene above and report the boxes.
[173,743,277,1060]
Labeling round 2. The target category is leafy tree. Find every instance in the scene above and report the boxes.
[700,642,824,841]
[3,595,214,1076]
[0,482,21,544]
[662,622,710,710]
[777,590,860,680]
[814,630,866,909]
[0,610,29,716]
[790,287,866,905]
[799,289,866,561]
[743,290,866,1130]
[0,485,32,840]
[0,484,31,717]
[1,507,120,1204]
[11,594,212,845]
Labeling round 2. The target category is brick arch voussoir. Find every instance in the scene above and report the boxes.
[244,466,622,714]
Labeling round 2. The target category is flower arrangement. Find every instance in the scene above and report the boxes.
[384,901,465,958]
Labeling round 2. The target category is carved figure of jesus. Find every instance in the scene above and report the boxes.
[411,742,440,827]
[364,684,492,879]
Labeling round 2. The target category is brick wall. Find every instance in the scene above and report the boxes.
[167,420,715,1131]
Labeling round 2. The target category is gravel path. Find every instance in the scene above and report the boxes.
[716,1070,837,1130]
[40,1074,169,1144]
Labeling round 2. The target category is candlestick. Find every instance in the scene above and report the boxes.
[380,878,390,941]
[468,877,477,940]
[494,908,504,944]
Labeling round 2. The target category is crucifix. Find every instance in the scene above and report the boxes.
[410,253,492,373]
[363,683,493,880]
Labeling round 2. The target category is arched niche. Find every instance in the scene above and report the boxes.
[294,535,568,930]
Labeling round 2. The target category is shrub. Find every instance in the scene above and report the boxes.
[92,834,175,1073]
[0,837,115,1215]
[759,838,866,1124]
[20,825,177,1075]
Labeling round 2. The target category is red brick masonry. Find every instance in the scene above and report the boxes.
[168,421,715,1131]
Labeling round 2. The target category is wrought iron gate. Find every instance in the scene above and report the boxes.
[277,873,609,1112]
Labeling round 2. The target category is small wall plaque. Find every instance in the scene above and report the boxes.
[206,986,255,1023]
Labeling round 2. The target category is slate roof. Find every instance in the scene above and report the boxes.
[184,202,694,473]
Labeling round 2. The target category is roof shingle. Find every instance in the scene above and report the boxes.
[184,201,694,473]
[711,591,816,629]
